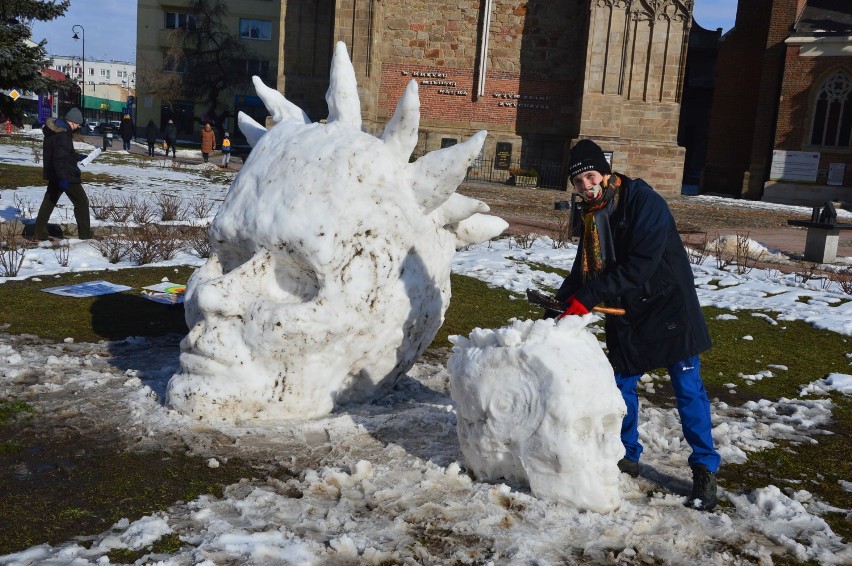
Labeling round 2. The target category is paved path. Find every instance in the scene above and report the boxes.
[80,132,245,171]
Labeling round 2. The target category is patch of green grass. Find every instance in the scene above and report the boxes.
[701,306,850,400]
[0,266,197,342]
[0,400,34,425]
[525,261,569,279]
[0,162,120,191]
[432,274,542,347]
[0,441,23,454]
[106,533,185,564]
[720,398,851,541]
[0,424,258,555]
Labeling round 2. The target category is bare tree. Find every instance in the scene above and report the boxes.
[145,0,261,137]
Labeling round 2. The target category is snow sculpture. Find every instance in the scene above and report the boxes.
[166,42,508,421]
[448,317,627,513]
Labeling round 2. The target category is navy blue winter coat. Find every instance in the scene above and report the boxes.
[42,118,82,183]
[556,174,711,376]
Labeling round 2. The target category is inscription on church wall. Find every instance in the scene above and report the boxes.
[399,69,552,108]
[383,64,572,129]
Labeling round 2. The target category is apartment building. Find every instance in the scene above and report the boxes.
[47,55,136,122]
[135,0,280,141]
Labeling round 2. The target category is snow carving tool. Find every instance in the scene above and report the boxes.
[526,288,626,317]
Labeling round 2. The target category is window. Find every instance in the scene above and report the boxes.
[810,70,852,148]
[241,59,270,81]
[165,12,196,31]
[240,19,272,40]
[87,68,94,76]
[163,54,188,73]
[100,69,110,78]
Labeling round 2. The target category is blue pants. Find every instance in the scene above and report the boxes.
[615,355,720,472]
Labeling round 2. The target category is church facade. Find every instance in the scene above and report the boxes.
[276,1,694,194]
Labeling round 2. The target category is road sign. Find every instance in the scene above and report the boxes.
[9,90,20,101]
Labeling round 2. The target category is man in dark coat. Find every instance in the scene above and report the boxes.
[164,119,177,158]
[144,119,158,156]
[118,114,135,151]
[556,139,719,511]
[34,107,91,240]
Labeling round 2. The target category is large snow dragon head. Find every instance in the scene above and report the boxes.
[166,42,507,422]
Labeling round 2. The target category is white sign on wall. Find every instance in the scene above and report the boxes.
[828,163,846,186]
[769,150,820,183]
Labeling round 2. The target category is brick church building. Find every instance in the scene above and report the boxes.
[277,1,695,194]
[703,0,852,205]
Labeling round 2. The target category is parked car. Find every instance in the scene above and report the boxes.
[109,120,122,138]
[83,121,100,134]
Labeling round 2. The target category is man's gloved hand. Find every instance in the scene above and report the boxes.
[558,295,589,319]
[58,179,70,191]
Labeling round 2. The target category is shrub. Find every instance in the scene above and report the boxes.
[508,167,539,178]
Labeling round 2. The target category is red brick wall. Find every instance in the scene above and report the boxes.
[703,0,810,197]
[743,0,808,197]
[380,63,576,133]
[776,48,852,186]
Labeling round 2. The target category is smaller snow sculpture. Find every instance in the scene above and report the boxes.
[449,316,626,513]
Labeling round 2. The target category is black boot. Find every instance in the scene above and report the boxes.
[687,464,718,511]
[617,457,639,477]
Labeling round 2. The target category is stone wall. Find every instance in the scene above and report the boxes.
[577,0,691,194]
[278,0,693,193]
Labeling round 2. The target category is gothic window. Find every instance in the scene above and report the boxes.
[810,70,852,147]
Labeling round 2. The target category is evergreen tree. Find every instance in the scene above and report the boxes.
[0,0,70,118]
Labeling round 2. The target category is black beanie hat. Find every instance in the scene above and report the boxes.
[567,139,611,182]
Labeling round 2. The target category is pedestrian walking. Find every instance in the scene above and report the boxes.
[34,107,92,240]
[556,138,720,511]
[220,132,231,168]
[200,122,216,163]
[144,119,158,157]
[164,119,177,158]
[118,114,135,151]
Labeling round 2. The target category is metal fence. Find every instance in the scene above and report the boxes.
[464,155,568,190]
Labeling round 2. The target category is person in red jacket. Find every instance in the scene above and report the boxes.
[200,122,216,163]
[33,107,91,240]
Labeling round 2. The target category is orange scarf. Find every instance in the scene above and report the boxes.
[580,175,621,282]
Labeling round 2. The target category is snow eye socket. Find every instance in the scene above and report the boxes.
[572,416,592,440]
[215,242,255,275]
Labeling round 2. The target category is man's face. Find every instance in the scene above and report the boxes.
[572,170,608,203]
[66,121,80,131]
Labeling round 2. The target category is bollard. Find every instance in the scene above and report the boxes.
[102,127,112,151]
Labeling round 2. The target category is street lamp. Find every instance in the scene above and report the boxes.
[71,25,85,120]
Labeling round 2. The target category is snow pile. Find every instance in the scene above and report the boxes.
[449,316,626,513]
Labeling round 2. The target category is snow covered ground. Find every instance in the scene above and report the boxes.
[0,135,851,564]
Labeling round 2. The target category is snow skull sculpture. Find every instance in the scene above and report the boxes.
[166,42,507,422]
[449,317,627,513]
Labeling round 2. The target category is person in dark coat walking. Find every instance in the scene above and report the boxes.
[144,119,158,156]
[33,107,91,240]
[118,114,135,151]
[164,119,177,158]
[556,139,719,511]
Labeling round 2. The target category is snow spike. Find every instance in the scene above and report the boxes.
[380,80,420,162]
[326,42,362,129]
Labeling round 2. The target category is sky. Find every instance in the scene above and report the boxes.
[0,130,851,563]
[26,0,740,66]
[29,0,138,63]
[694,0,739,32]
